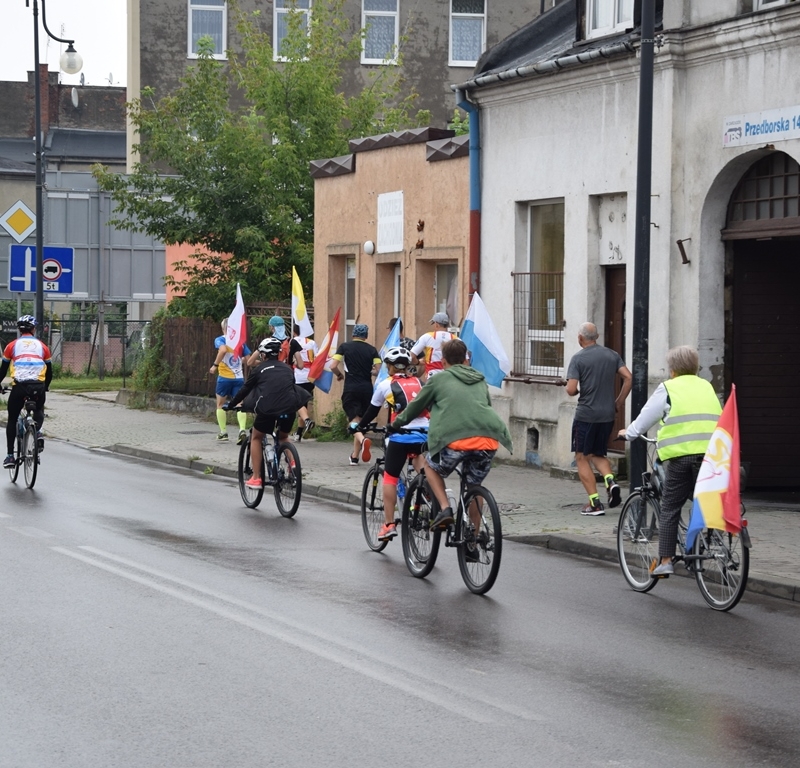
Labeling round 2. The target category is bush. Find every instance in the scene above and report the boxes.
[315,403,350,442]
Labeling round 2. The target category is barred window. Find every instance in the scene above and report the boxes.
[362,0,398,64]
[512,202,565,378]
[450,0,485,67]
[188,0,227,59]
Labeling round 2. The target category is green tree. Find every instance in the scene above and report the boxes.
[94,0,429,319]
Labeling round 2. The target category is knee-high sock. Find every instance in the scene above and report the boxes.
[237,410,247,430]
[216,408,227,432]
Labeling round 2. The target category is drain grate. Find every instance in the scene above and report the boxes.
[177,430,215,435]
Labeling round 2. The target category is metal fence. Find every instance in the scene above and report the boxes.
[511,271,565,379]
[50,317,151,383]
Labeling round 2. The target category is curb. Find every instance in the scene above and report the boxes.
[42,438,800,606]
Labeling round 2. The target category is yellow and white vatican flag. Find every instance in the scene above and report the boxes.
[292,266,314,338]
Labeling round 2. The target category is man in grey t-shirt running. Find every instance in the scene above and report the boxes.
[564,322,632,515]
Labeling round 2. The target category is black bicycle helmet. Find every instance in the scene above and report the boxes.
[258,337,283,358]
[383,345,411,369]
[17,315,37,331]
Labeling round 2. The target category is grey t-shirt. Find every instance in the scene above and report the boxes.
[566,344,625,423]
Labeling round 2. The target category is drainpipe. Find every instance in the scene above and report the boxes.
[455,88,481,300]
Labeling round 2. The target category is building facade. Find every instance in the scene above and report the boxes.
[312,127,470,419]
[457,0,800,486]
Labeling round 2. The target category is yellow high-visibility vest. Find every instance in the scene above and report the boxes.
[657,376,722,461]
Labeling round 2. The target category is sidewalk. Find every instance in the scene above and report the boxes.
[30,391,800,603]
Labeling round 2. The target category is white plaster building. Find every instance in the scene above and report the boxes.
[457,0,800,487]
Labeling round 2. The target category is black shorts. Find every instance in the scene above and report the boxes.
[341,388,372,421]
[571,419,613,457]
[253,412,295,436]
[383,440,427,478]
[297,382,315,395]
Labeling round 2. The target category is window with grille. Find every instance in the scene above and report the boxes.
[188,0,227,58]
[362,0,398,64]
[274,0,311,61]
[512,202,565,378]
[586,0,633,40]
[450,0,485,67]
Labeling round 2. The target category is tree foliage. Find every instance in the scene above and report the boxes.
[93,0,429,319]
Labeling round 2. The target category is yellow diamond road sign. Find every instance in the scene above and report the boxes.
[0,200,36,243]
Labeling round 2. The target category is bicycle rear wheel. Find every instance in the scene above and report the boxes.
[616,492,660,593]
[8,432,20,484]
[361,464,388,552]
[23,424,38,489]
[238,438,264,508]
[274,442,302,517]
[401,474,440,578]
[457,485,502,595]
[693,528,749,611]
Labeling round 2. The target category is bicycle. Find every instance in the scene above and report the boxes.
[616,436,751,611]
[358,424,420,552]
[237,422,302,517]
[1,388,41,489]
[401,462,502,595]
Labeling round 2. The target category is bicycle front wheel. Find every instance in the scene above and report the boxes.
[23,424,38,489]
[361,465,388,552]
[400,474,440,578]
[238,438,264,509]
[693,528,749,611]
[274,442,302,517]
[8,433,20,484]
[616,492,660,592]
[457,485,502,595]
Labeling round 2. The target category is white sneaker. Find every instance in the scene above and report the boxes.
[652,562,674,576]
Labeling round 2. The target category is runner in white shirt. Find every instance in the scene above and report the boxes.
[411,312,456,380]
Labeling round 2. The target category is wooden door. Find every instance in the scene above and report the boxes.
[733,241,800,487]
[605,267,627,452]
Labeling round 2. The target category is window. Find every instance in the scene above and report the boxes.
[274,0,311,61]
[435,263,459,327]
[755,0,791,8]
[586,0,633,39]
[450,0,485,67]
[188,0,227,58]
[362,0,398,64]
[512,202,565,377]
[345,257,356,342]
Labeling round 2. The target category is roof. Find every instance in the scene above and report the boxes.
[454,0,660,93]
[0,155,35,176]
[45,128,126,163]
[0,138,35,167]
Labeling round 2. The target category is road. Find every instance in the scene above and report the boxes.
[1,442,799,767]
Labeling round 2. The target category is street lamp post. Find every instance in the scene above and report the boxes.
[30,0,82,331]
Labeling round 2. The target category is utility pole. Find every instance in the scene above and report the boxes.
[630,0,656,489]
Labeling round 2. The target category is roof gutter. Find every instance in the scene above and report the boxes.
[453,39,636,92]
[455,88,481,300]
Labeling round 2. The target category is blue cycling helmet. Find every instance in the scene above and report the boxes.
[17,315,37,331]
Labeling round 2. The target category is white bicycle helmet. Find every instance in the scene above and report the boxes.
[383,346,411,369]
[258,337,283,357]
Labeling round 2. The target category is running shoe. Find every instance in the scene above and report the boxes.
[3,454,14,469]
[237,430,248,445]
[360,438,372,463]
[378,522,397,541]
[245,476,262,489]
[606,479,621,508]
[580,500,605,516]
[37,431,44,452]
[217,432,229,442]
[348,455,359,466]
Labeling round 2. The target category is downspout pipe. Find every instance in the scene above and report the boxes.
[455,88,481,300]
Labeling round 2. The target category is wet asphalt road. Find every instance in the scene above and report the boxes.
[1,442,799,768]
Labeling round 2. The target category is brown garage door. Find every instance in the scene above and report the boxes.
[733,241,800,487]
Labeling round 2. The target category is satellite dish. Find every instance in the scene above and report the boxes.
[108,72,113,84]
[71,87,79,108]
[80,73,85,86]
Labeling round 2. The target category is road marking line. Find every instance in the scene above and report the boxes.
[8,525,55,538]
[54,545,542,724]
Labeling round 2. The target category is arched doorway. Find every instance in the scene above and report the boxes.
[723,152,800,488]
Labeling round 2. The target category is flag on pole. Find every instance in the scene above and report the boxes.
[459,292,511,388]
[685,385,742,551]
[292,266,314,338]
[224,283,247,357]
[374,318,402,389]
[307,308,341,393]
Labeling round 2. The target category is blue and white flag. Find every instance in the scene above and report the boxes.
[374,318,402,389]
[460,292,511,388]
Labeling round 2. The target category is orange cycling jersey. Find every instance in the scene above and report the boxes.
[2,337,51,383]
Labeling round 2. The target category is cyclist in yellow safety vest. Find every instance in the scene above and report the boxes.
[619,346,722,577]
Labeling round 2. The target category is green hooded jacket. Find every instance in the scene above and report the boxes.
[392,364,513,456]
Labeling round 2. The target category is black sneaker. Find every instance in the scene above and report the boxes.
[3,454,14,469]
[580,500,605,516]
[430,506,454,530]
[348,455,359,466]
[607,480,621,508]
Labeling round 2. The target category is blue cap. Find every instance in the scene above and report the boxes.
[353,324,368,338]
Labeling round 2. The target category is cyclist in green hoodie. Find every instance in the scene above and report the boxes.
[390,338,512,529]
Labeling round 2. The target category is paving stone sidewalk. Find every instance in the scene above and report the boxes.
[28,391,800,603]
